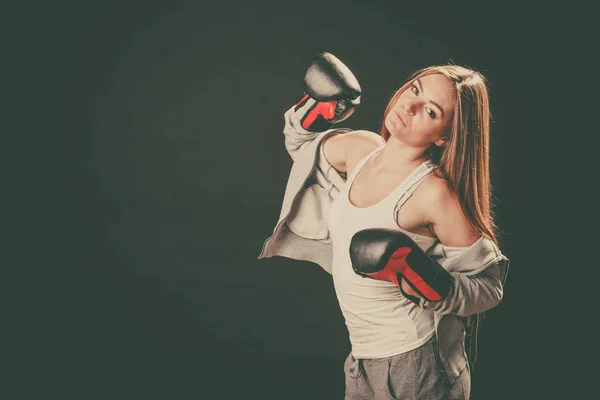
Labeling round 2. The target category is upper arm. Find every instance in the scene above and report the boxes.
[423,177,481,247]
[322,130,382,173]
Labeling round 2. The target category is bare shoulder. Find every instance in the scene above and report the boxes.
[341,129,382,152]
[348,129,383,143]
[419,171,480,247]
[345,130,383,166]
[418,171,455,206]
[322,129,382,173]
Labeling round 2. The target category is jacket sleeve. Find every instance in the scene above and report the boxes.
[283,106,334,161]
[420,257,510,317]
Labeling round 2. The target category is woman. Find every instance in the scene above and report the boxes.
[259,54,509,400]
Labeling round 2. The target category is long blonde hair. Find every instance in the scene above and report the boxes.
[381,65,498,245]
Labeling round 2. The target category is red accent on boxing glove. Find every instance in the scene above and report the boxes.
[301,100,337,130]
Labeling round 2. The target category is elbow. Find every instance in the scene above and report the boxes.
[479,284,504,314]
[492,285,504,307]
[475,267,505,313]
[457,283,504,317]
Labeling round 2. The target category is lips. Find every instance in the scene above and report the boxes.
[394,110,406,127]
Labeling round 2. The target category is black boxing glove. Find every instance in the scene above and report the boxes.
[293,52,361,132]
[350,229,454,303]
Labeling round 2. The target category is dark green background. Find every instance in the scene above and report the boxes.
[8,0,578,398]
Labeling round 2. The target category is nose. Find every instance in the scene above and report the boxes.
[403,102,415,116]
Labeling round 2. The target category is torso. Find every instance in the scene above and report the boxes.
[327,142,439,358]
[345,145,438,238]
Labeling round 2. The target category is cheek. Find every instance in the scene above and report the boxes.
[421,119,447,137]
[407,121,442,144]
[426,123,442,137]
[411,117,432,134]
[384,112,397,131]
[434,119,453,138]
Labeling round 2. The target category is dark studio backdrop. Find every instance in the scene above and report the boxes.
[7,0,579,399]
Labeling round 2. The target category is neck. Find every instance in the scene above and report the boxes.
[373,137,430,172]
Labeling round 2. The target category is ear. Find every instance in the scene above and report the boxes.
[434,137,446,147]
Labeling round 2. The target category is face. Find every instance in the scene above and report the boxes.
[384,73,455,148]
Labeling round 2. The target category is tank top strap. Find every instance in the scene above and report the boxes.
[393,160,438,215]
[345,145,384,187]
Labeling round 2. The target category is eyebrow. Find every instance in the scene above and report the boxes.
[415,78,445,118]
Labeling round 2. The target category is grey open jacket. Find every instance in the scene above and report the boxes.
[258,107,510,384]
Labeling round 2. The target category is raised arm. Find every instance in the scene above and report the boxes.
[282,52,361,160]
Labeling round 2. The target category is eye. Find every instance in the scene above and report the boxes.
[411,84,419,95]
[426,107,436,119]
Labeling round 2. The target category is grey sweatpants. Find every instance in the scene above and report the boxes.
[344,336,471,400]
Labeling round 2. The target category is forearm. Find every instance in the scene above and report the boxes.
[283,106,324,161]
